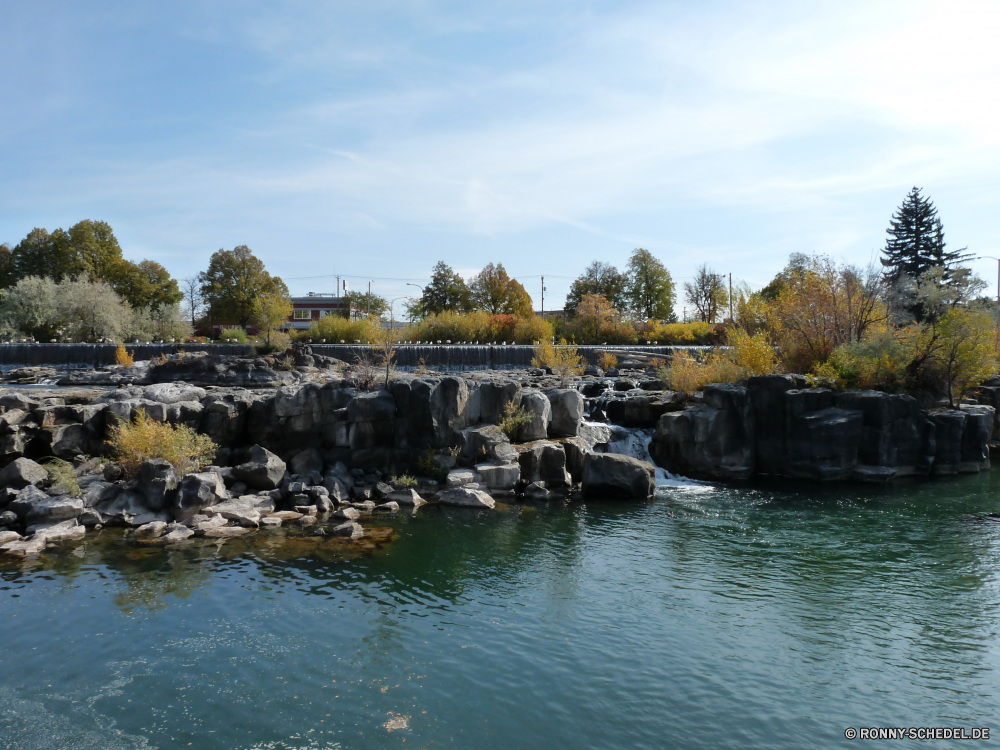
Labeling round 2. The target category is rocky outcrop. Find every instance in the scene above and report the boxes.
[649,383,755,480]
[649,377,995,483]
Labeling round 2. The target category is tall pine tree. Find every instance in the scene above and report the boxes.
[881,187,966,283]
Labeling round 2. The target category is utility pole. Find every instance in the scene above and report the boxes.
[367,280,372,318]
[541,276,545,316]
[729,272,733,321]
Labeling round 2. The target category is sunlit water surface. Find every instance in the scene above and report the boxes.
[1,474,999,749]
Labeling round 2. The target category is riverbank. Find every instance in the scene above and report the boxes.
[0,348,994,560]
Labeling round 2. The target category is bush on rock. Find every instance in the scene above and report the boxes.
[110,409,217,480]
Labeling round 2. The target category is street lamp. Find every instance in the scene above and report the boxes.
[389,296,410,331]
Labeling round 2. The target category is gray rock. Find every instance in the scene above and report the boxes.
[478,380,522,425]
[1,536,45,557]
[475,462,520,491]
[33,518,86,544]
[174,472,228,520]
[515,389,551,442]
[446,469,483,488]
[386,489,426,507]
[0,510,17,526]
[376,501,400,512]
[135,520,168,537]
[581,453,655,500]
[203,499,261,527]
[24,496,84,526]
[161,523,195,543]
[8,485,52,521]
[0,530,20,545]
[0,458,48,489]
[546,389,585,437]
[333,506,361,520]
[289,447,324,476]
[517,441,571,488]
[331,520,364,538]
[142,383,207,404]
[232,445,287,490]
[136,458,179,511]
[460,424,518,463]
[437,487,496,509]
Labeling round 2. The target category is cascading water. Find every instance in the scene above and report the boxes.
[583,421,708,489]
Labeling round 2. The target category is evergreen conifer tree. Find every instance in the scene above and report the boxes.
[881,187,966,283]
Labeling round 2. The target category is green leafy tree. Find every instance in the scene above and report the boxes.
[0,244,14,288]
[413,261,472,317]
[625,248,675,320]
[198,246,289,327]
[565,261,627,317]
[470,262,533,315]
[343,290,388,319]
[8,222,183,311]
[112,259,183,310]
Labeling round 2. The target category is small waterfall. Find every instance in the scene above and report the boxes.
[586,421,706,489]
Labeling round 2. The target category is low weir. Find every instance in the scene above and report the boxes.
[0,343,706,369]
[310,344,702,369]
[0,343,254,368]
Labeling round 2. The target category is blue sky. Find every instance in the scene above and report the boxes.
[2,0,999,312]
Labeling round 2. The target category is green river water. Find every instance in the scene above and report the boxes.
[0,473,999,749]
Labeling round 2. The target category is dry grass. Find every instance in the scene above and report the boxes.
[110,409,217,481]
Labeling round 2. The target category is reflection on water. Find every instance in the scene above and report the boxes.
[0,476,999,749]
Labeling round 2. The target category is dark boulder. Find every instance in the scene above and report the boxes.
[0,458,48,489]
[136,458,179,511]
[232,445,287,490]
[581,453,655,500]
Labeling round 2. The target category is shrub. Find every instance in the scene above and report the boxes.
[532,338,584,386]
[115,342,134,368]
[498,400,532,440]
[818,331,911,391]
[110,410,217,481]
[414,448,448,482]
[389,474,417,488]
[402,310,553,344]
[304,315,382,343]
[599,352,618,371]
[218,327,248,343]
[645,321,713,345]
[659,349,742,393]
[42,458,80,496]
[254,330,291,354]
[728,328,778,376]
